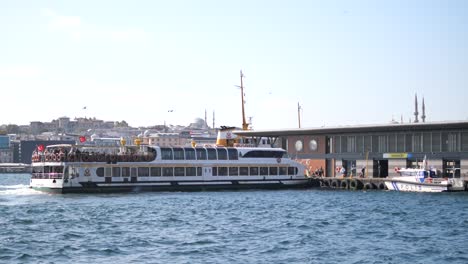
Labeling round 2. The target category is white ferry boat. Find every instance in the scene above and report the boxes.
[29,140,309,193]
[384,157,465,193]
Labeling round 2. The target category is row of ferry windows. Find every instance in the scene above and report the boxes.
[96,166,299,177]
[159,147,286,160]
[212,166,298,176]
[32,166,63,173]
[161,147,239,160]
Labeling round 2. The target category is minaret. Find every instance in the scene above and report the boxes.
[204,109,207,128]
[212,110,215,129]
[421,97,426,123]
[414,93,419,123]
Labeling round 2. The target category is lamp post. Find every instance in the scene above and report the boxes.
[297,102,302,128]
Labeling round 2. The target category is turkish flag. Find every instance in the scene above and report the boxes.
[79,136,86,143]
[37,144,45,152]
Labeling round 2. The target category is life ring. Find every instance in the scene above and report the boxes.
[276,157,281,163]
[336,166,340,173]
[394,167,399,173]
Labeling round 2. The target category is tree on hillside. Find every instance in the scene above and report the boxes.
[5,124,20,134]
[115,120,129,127]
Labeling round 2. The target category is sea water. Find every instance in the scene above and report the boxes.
[1,173,468,264]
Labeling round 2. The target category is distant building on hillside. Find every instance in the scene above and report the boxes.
[144,133,187,147]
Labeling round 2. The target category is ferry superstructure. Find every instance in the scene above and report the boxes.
[30,143,309,193]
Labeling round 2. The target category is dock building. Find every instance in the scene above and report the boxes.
[234,120,468,179]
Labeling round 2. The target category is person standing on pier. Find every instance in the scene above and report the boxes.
[340,167,346,177]
[318,167,324,177]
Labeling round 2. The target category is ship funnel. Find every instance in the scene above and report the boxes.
[216,126,239,147]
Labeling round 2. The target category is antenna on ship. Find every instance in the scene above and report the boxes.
[236,70,249,130]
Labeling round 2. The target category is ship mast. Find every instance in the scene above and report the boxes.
[239,70,248,130]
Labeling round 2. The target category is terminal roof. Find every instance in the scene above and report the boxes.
[233,120,468,137]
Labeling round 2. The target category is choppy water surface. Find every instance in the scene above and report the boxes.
[1,174,468,264]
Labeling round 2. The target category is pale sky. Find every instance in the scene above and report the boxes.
[1,0,467,129]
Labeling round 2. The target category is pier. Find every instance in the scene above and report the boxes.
[308,176,468,191]
[308,177,388,190]
[0,163,31,173]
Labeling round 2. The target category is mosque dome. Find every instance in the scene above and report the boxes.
[189,118,207,129]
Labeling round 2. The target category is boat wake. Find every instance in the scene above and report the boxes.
[0,184,42,196]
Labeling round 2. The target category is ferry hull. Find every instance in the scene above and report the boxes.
[30,179,313,194]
